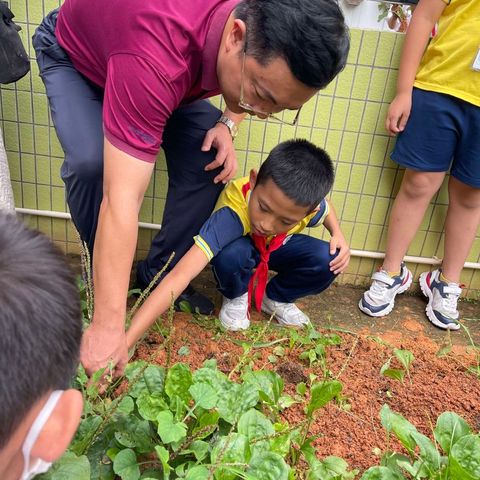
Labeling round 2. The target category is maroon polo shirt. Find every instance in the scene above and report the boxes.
[56,0,239,162]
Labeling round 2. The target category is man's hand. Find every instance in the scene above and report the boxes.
[385,92,412,136]
[329,232,351,275]
[80,322,129,377]
[202,123,238,184]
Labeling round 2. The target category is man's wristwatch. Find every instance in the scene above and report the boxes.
[216,115,238,139]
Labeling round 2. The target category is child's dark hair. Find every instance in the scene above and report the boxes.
[0,213,82,448]
[256,139,335,211]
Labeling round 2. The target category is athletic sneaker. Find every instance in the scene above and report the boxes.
[359,263,413,317]
[261,296,310,328]
[219,293,250,331]
[419,269,461,330]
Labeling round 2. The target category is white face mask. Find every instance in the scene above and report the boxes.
[21,390,64,480]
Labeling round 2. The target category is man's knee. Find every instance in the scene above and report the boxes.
[63,145,103,183]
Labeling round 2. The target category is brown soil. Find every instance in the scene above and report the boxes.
[131,275,480,474]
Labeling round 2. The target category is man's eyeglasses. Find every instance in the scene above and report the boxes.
[238,51,302,126]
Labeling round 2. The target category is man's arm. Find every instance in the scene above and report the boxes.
[80,137,155,376]
[386,0,447,135]
[126,244,209,349]
[322,200,350,275]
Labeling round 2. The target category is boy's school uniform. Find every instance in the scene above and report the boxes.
[193,176,330,261]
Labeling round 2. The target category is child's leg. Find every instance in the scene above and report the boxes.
[211,236,258,299]
[266,234,336,302]
[382,169,445,272]
[442,176,480,282]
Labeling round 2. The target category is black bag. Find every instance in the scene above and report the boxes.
[0,1,30,84]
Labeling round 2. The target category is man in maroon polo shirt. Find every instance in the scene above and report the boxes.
[32,0,349,377]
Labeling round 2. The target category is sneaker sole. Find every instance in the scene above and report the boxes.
[358,271,413,317]
[219,319,250,331]
[261,306,309,329]
[419,273,460,331]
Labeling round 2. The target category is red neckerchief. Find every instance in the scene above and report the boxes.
[242,182,287,312]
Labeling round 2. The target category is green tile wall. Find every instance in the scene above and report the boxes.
[1,1,480,298]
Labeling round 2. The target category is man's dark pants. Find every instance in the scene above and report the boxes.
[32,11,224,289]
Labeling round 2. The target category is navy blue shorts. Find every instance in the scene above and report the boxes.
[391,87,480,188]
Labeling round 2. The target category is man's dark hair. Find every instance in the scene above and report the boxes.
[256,139,335,211]
[0,213,82,448]
[235,0,350,89]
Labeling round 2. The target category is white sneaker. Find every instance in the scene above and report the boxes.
[261,296,310,328]
[419,269,461,330]
[359,263,413,317]
[219,293,250,331]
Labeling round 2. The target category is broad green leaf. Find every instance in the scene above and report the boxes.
[117,396,135,414]
[178,345,190,356]
[243,370,284,404]
[381,368,405,383]
[245,451,290,480]
[360,466,406,479]
[307,380,342,416]
[217,382,259,424]
[393,349,414,371]
[113,449,140,480]
[181,440,210,462]
[410,431,441,471]
[124,361,149,398]
[41,452,91,480]
[136,393,169,421]
[157,410,187,444]
[434,411,472,454]
[308,455,357,480]
[192,411,220,439]
[211,433,249,480]
[380,405,417,452]
[278,395,297,409]
[185,466,210,480]
[450,434,480,480]
[165,363,193,403]
[114,417,154,453]
[144,365,166,395]
[189,382,218,409]
[238,409,275,455]
[296,382,307,396]
[154,445,172,478]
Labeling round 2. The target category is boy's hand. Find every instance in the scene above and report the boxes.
[386,92,412,136]
[329,232,350,274]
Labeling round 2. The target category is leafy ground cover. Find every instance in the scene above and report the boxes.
[41,281,480,479]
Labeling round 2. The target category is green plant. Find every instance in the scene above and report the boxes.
[380,349,415,384]
[42,356,357,480]
[360,405,480,479]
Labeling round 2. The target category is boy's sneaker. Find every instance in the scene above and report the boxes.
[219,293,250,331]
[261,296,310,328]
[359,263,413,317]
[419,270,461,330]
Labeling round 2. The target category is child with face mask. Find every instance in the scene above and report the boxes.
[0,212,83,479]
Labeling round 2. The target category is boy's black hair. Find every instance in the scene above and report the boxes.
[256,139,335,211]
[0,213,82,448]
[234,0,350,89]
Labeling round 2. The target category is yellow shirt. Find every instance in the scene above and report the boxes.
[414,0,480,107]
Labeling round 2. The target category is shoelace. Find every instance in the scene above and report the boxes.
[228,295,248,310]
[370,278,390,297]
[440,287,461,314]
